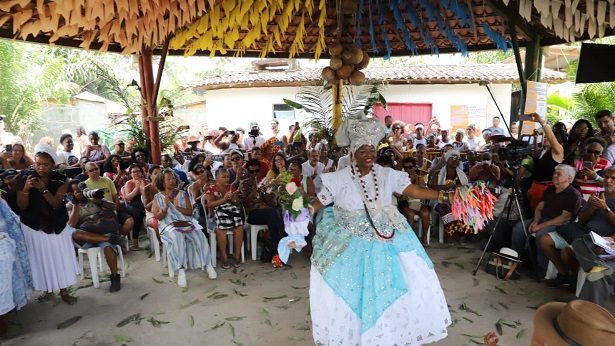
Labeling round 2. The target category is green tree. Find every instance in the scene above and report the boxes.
[572,82,615,126]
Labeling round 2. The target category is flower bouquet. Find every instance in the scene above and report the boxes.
[271,171,310,263]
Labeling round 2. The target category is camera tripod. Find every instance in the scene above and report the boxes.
[472,176,537,276]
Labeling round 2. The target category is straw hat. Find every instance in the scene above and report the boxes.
[187,135,201,143]
[532,300,615,345]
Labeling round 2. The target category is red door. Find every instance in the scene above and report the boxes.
[373,103,432,125]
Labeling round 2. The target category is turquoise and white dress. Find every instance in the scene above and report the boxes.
[310,164,451,345]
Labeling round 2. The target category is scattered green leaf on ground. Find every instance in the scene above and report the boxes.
[494,285,507,294]
[516,329,526,339]
[462,334,485,338]
[454,262,465,269]
[233,288,248,297]
[305,299,311,316]
[462,317,474,323]
[290,272,298,279]
[503,321,517,328]
[469,339,485,345]
[275,305,289,310]
[495,318,503,335]
[264,295,288,301]
[225,316,246,321]
[147,317,170,328]
[260,308,270,315]
[291,285,308,289]
[56,316,82,329]
[444,255,460,260]
[188,315,195,328]
[152,277,164,284]
[473,278,479,287]
[180,299,199,310]
[211,293,228,299]
[140,293,149,300]
[113,335,134,343]
[182,286,189,293]
[289,297,302,303]
[205,321,225,332]
[116,313,143,327]
[265,319,272,327]
[231,340,243,346]
[153,310,166,315]
[498,302,509,310]
[227,323,236,337]
[205,285,218,293]
[441,261,451,268]
[459,303,482,316]
[229,278,244,286]
[489,304,499,311]
[293,324,310,331]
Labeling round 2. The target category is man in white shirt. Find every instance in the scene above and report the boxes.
[437,129,452,149]
[412,123,427,148]
[464,124,484,151]
[270,119,288,147]
[302,148,325,192]
[243,122,265,151]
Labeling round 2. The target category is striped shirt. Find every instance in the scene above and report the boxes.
[573,157,612,199]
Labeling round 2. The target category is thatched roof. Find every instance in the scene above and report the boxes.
[187,64,568,90]
[0,1,613,58]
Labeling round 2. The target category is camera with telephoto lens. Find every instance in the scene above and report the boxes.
[498,140,534,167]
[249,128,259,136]
[82,187,105,199]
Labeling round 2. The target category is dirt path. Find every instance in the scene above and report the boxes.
[4,243,609,346]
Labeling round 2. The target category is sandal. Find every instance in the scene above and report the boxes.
[129,244,141,251]
[221,263,231,269]
[60,293,78,305]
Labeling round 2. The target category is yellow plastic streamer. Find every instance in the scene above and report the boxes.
[171,0,327,59]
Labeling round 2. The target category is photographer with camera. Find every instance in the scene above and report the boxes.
[243,122,265,151]
[84,162,135,240]
[469,152,500,186]
[12,144,79,304]
[67,181,123,292]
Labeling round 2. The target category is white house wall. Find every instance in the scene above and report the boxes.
[204,83,512,135]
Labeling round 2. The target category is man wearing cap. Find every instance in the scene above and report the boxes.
[113,139,130,158]
[243,122,265,151]
[412,123,427,149]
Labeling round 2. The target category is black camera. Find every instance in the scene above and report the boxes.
[498,140,533,165]
[26,169,40,178]
[249,128,259,136]
[82,188,105,199]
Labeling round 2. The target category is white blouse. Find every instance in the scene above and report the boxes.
[317,164,411,211]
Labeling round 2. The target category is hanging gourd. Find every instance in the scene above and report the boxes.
[322,41,369,86]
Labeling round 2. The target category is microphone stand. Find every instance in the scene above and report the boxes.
[481,82,513,137]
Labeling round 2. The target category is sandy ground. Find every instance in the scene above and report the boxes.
[3,240,613,346]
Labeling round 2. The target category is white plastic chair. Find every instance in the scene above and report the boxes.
[78,245,126,288]
[247,224,268,260]
[210,230,245,267]
[147,226,166,263]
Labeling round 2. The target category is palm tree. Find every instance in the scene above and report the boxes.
[572,82,615,126]
[283,84,387,147]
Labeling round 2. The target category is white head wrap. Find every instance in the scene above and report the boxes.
[437,149,469,186]
[34,143,59,165]
[335,111,386,154]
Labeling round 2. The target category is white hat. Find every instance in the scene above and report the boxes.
[34,143,59,165]
[415,123,424,129]
[336,111,386,154]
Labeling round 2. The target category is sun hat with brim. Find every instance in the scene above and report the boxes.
[187,135,200,143]
[533,300,615,346]
[34,143,59,165]
[496,247,522,262]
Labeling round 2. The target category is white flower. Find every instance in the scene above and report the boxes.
[291,197,304,211]
[285,182,298,195]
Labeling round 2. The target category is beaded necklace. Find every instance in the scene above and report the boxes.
[350,161,394,240]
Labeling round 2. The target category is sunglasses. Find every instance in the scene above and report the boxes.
[230,157,242,161]
[587,150,602,155]
[88,167,99,172]
[249,169,260,173]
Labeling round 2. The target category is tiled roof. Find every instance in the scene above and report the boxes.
[187,64,568,90]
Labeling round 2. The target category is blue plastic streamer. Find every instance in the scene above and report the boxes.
[419,0,436,20]
[368,0,379,54]
[481,23,511,52]
[356,0,364,47]
[390,0,418,54]
[381,26,392,59]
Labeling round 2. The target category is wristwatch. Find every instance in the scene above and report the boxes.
[606,207,613,214]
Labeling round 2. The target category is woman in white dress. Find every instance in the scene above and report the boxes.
[309,113,452,345]
[13,144,79,304]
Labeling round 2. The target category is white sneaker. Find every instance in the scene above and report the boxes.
[206,265,217,280]
[177,268,187,287]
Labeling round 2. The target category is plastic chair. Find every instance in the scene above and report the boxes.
[247,224,268,260]
[78,245,126,288]
[210,230,245,267]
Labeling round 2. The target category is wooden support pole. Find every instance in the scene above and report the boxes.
[141,48,161,164]
[332,80,343,137]
[137,55,150,136]
[524,36,542,83]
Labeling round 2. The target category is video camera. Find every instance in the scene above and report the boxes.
[82,188,105,199]
[497,140,534,165]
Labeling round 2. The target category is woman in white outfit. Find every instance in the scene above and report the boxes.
[309,113,452,345]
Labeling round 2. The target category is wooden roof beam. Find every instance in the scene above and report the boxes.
[485,0,536,41]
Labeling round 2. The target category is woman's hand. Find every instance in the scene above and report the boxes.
[31,176,45,191]
[581,167,597,180]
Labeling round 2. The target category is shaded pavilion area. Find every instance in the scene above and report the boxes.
[1,1,615,345]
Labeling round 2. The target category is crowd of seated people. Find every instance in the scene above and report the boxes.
[2,109,615,320]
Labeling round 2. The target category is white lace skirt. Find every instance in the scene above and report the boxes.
[310,251,451,346]
[21,223,79,293]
